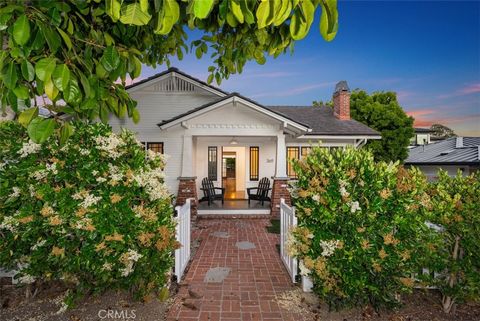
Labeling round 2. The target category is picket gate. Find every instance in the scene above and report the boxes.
[174,199,191,279]
[280,198,298,283]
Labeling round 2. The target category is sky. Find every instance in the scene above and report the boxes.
[138,1,480,136]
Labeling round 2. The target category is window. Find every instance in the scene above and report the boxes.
[208,147,217,180]
[286,147,300,179]
[249,146,259,181]
[301,147,312,158]
[147,142,164,154]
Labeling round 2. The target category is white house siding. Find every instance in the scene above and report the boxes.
[413,165,469,180]
[109,78,221,195]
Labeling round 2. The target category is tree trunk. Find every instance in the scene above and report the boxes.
[442,235,460,314]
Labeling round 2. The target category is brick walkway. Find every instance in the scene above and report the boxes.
[167,218,306,321]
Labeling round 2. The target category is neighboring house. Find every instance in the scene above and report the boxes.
[405,137,480,180]
[410,127,433,146]
[109,68,380,215]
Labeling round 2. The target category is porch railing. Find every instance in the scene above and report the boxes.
[174,199,191,280]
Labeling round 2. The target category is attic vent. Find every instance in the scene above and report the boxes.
[153,76,195,92]
[439,150,454,156]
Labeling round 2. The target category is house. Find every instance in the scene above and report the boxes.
[410,127,434,146]
[109,68,380,215]
[405,137,480,180]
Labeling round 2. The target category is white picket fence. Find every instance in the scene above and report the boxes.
[280,198,298,283]
[174,198,191,279]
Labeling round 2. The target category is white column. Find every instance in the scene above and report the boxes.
[275,132,287,178]
[181,134,193,177]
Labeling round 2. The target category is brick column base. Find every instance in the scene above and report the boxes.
[270,177,291,217]
[176,177,198,216]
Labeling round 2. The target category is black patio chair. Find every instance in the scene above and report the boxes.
[247,177,271,206]
[199,177,225,206]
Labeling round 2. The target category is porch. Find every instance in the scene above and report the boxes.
[197,199,271,215]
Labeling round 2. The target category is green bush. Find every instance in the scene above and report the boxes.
[0,121,177,301]
[423,170,480,313]
[289,147,431,309]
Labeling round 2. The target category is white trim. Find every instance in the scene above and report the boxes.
[126,71,227,97]
[297,134,381,140]
[159,95,311,134]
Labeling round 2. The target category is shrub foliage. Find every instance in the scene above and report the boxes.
[423,170,480,313]
[289,147,431,309]
[0,121,176,299]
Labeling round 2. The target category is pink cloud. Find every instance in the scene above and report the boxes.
[460,83,480,94]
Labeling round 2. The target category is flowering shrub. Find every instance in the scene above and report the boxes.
[423,170,480,313]
[289,147,431,309]
[0,121,176,301]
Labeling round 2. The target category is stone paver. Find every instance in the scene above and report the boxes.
[167,218,306,321]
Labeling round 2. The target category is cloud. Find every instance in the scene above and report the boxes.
[243,71,299,79]
[407,108,480,129]
[438,82,480,99]
[250,82,335,98]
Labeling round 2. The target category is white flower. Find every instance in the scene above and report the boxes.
[339,179,350,198]
[102,262,113,271]
[299,261,311,276]
[32,170,47,180]
[125,249,143,262]
[320,240,340,257]
[92,170,98,176]
[18,140,41,158]
[18,274,35,284]
[133,167,169,201]
[79,193,102,208]
[46,163,58,175]
[10,187,20,198]
[312,194,321,203]
[0,216,18,232]
[349,201,361,213]
[95,134,125,159]
[31,239,47,251]
[79,148,90,156]
[96,177,107,183]
[121,262,134,277]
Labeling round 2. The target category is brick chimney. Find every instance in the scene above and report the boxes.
[333,80,350,120]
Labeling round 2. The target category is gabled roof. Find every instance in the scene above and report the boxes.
[126,67,229,96]
[157,93,311,134]
[406,137,480,165]
[266,106,380,137]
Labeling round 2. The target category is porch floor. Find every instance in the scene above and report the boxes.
[197,200,271,215]
[167,218,307,321]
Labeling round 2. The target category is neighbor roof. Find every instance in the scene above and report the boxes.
[405,137,480,165]
[266,106,380,136]
[126,67,229,95]
[414,127,433,133]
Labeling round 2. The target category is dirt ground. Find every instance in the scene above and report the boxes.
[274,288,480,321]
[0,281,172,321]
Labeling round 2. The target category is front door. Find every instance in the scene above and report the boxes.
[222,147,246,199]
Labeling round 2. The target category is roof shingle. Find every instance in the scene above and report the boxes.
[406,137,480,165]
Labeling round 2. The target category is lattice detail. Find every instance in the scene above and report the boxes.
[153,76,195,92]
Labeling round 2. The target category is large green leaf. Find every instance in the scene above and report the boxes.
[18,107,39,127]
[35,58,56,82]
[56,27,72,50]
[13,85,29,99]
[44,77,59,100]
[193,0,214,19]
[1,63,18,89]
[0,13,12,31]
[27,117,56,143]
[100,46,120,72]
[290,1,314,40]
[106,0,122,22]
[319,0,338,41]
[59,122,74,145]
[13,14,30,45]
[52,64,70,91]
[119,3,151,25]
[21,60,35,81]
[132,108,140,124]
[63,78,82,105]
[154,0,180,35]
[231,0,244,24]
